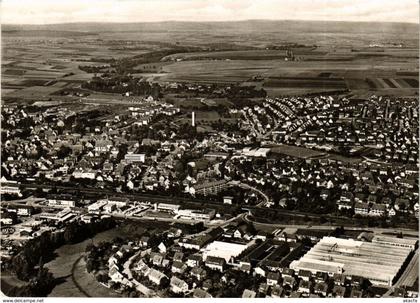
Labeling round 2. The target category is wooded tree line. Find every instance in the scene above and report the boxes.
[3,217,116,297]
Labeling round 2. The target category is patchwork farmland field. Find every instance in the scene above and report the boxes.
[366,78,419,89]
[162,48,326,61]
[264,76,348,90]
[2,21,418,102]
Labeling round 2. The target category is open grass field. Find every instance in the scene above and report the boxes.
[270,144,326,159]
[366,77,419,89]
[71,257,123,298]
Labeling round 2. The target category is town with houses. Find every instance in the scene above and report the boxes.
[1,91,419,298]
[1,2,419,298]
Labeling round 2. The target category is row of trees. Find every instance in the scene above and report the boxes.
[3,258,55,297]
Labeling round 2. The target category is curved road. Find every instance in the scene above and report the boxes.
[235,182,270,206]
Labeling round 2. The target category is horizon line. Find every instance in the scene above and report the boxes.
[2,18,419,26]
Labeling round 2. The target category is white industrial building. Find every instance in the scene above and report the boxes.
[39,209,75,223]
[290,236,415,286]
[87,200,108,213]
[47,197,76,208]
[177,209,215,221]
[157,203,180,214]
[0,177,21,196]
[202,240,251,262]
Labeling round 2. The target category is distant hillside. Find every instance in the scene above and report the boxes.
[2,20,418,35]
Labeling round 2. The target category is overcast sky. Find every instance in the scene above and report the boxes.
[1,0,418,24]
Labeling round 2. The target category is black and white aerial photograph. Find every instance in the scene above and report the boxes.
[0,0,419,300]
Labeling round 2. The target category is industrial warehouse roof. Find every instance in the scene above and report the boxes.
[371,235,418,248]
[290,236,413,286]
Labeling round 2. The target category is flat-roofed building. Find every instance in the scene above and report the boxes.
[241,147,271,158]
[179,227,223,250]
[371,235,417,250]
[203,239,250,262]
[177,208,215,221]
[205,256,226,272]
[47,194,76,208]
[194,180,229,196]
[290,236,413,286]
[124,153,145,163]
[39,209,75,223]
[87,200,108,213]
[204,152,229,160]
[105,196,129,207]
[9,205,33,217]
[0,177,21,196]
[157,203,180,214]
[223,196,233,204]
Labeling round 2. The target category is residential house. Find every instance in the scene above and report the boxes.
[170,276,189,294]
[173,252,184,262]
[314,282,329,297]
[258,283,269,295]
[205,256,226,272]
[332,285,346,298]
[148,269,167,285]
[315,271,329,283]
[193,288,212,298]
[354,202,369,216]
[283,276,297,288]
[152,253,164,266]
[171,261,187,274]
[298,280,313,294]
[266,272,280,286]
[350,289,363,298]
[187,254,203,267]
[242,289,256,298]
[140,236,151,247]
[370,203,386,216]
[281,268,295,278]
[271,285,285,298]
[109,266,124,283]
[333,273,347,286]
[191,267,207,281]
